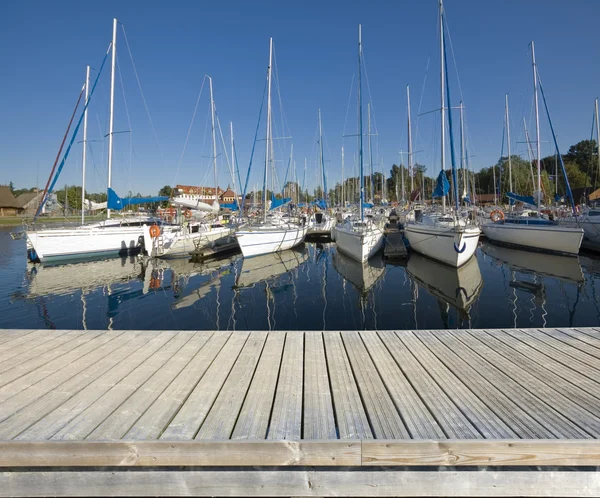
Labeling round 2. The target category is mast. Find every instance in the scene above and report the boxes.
[531,41,542,207]
[358,25,364,221]
[439,0,446,213]
[341,146,345,207]
[81,65,90,224]
[230,122,236,206]
[459,102,466,202]
[400,151,405,203]
[505,94,513,194]
[107,18,117,219]
[263,38,273,222]
[407,84,414,194]
[596,98,600,187]
[367,102,375,204]
[208,76,218,211]
[318,109,327,206]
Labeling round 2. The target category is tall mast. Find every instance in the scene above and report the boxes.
[596,98,600,187]
[459,101,465,201]
[400,151,405,203]
[505,94,513,194]
[81,65,90,225]
[439,0,446,213]
[208,76,218,211]
[230,121,236,205]
[531,41,542,207]
[318,109,327,205]
[358,25,364,221]
[407,84,413,193]
[341,146,345,207]
[263,38,273,222]
[367,103,373,203]
[107,17,117,219]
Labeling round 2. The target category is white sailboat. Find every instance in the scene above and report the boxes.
[332,25,384,263]
[145,76,233,258]
[404,0,480,268]
[26,19,170,264]
[482,41,583,256]
[235,38,308,258]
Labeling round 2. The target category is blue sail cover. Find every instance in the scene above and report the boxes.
[463,195,472,204]
[506,192,537,207]
[363,202,374,208]
[107,188,169,210]
[270,194,291,210]
[313,200,327,210]
[432,170,450,198]
[221,200,239,211]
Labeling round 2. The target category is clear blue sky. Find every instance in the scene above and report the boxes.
[2,0,599,196]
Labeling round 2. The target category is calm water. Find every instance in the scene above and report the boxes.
[1,226,600,330]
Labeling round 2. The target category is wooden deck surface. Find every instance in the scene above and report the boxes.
[2,327,600,495]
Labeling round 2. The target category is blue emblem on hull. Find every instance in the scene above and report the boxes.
[453,242,466,253]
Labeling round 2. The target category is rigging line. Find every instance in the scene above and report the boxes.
[342,74,355,140]
[414,55,431,161]
[171,76,206,191]
[215,113,234,188]
[120,23,164,166]
[271,43,292,153]
[441,10,465,104]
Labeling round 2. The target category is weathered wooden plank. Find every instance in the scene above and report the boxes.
[2,469,598,497]
[160,333,248,440]
[535,328,600,361]
[362,439,600,466]
[0,330,105,388]
[0,330,72,369]
[267,332,304,440]
[0,331,136,420]
[0,329,45,354]
[87,332,213,440]
[379,331,481,439]
[472,329,600,435]
[394,331,515,439]
[361,331,445,439]
[303,332,336,440]
[323,332,372,439]
[0,332,157,440]
[440,330,591,439]
[504,329,600,382]
[341,331,409,439]
[50,332,194,441]
[413,330,556,439]
[0,440,360,467]
[124,332,231,441]
[195,332,268,440]
[0,329,38,347]
[231,333,285,440]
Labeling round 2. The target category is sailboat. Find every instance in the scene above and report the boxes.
[404,1,480,267]
[307,110,336,237]
[144,76,234,258]
[25,19,170,264]
[332,25,384,263]
[482,41,583,256]
[234,38,308,258]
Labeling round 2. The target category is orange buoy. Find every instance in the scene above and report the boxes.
[184,209,193,219]
[490,210,505,222]
[149,225,161,238]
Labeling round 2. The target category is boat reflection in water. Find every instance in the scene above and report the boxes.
[407,252,483,327]
[235,246,308,289]
[332,249,385,295]
[481,241,584,284]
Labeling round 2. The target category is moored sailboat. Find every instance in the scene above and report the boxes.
[332,25,384,263]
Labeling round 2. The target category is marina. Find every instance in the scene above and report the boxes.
[2,327,600,496]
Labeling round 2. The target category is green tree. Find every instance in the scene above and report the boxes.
[564,139,598,177]
[563,161,591,188]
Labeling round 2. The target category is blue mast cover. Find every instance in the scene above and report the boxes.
[107,188,169,210]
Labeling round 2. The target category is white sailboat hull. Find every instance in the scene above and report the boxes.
[405,224,480,267]
[333,224,384,263]
[27,226,147,264]
[307,217,336,236]
[235,225,308,258]
[146,226,234,258]
[481,222,583,256]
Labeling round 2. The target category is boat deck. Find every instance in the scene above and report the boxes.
[2,327,600,496]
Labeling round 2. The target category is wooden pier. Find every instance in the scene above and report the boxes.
[2,327,600,496]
